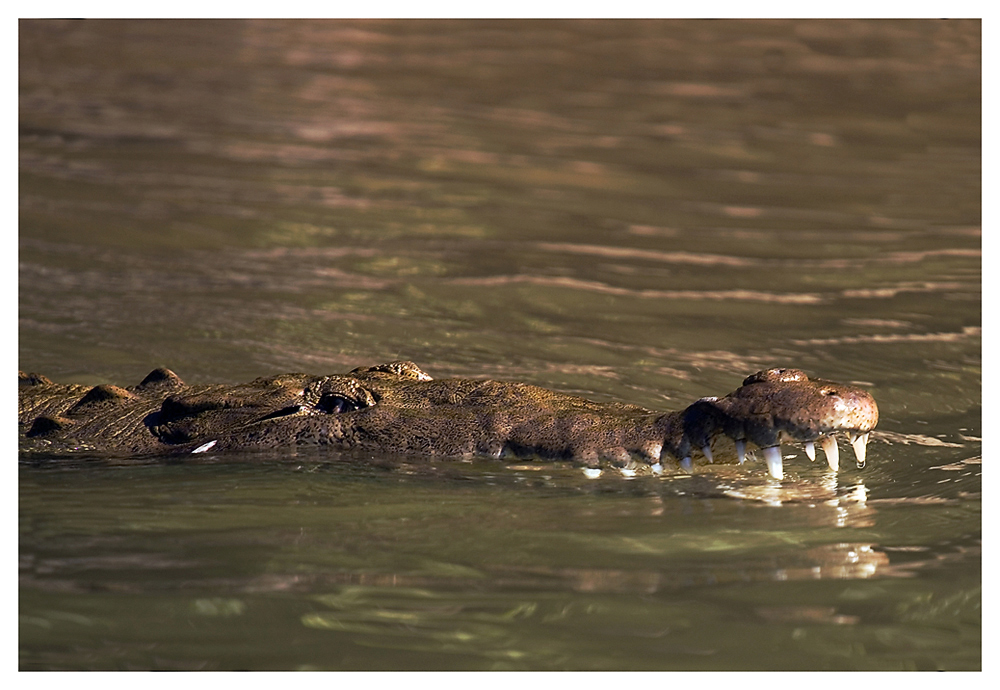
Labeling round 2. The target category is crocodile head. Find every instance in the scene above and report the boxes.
[675,368,879,479]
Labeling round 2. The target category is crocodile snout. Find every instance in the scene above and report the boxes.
[679,369,878,480]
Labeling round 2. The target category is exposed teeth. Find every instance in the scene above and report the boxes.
[804,441,816,461]
[583,468,602,479]
[762,446,783,480]
[702,445,713,463]
[735,439,747,465]
[849,432,869,468]
[650,463,663,475]
[680,457,693,473]
[820,436,839,472]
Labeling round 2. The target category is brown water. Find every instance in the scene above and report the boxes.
[18,19,980,670]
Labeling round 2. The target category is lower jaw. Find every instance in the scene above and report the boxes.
[676,430,871,480]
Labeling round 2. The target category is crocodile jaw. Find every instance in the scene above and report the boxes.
[673,368,878,480]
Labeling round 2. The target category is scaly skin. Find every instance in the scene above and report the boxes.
[18,362,878,479]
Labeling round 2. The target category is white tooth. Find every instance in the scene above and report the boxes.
[582,468,602,479]
[735,440,747,465]
[763,446,783,480]
[680,457,693,473]
[820,436,839,472]
[850,432,869,467]
[650,463,663,475]
[804,441,816,461]
[702,445,713,463]
[619,467,637,478]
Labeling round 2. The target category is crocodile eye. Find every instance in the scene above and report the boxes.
[821,388,838,396]
[317,394,362,414]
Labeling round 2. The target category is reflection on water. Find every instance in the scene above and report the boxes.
[19,454,980,670]
[19,19,979,670]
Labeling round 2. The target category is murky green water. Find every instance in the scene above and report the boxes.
[19,19,980,670]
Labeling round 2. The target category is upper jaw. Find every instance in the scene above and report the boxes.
[675,368,878,480]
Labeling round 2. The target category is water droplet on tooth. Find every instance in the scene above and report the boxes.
[820,436,839,472]
[680,457,693,473]
[804,441,816,461]
[850,432,869,468]
[763,446,783,480]
[735,439,746,465]
[702,445,713,463]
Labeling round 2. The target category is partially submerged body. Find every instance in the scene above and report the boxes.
[19,361,878,480]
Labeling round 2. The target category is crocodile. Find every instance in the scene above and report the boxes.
[18,361,878,480]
